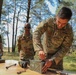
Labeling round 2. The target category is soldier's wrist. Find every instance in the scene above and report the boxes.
[49,59,55,65]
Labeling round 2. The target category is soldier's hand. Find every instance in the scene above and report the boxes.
[42,59,52,73]
[38,51,46,60]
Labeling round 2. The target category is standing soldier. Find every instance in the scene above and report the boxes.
[17,23,35,68]
[0,35,3,59]
[33,7,73,73]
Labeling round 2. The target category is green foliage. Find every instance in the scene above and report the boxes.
[63,51,76,72]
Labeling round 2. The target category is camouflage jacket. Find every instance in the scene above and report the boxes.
[17,33,34,60]
[33,18,73,64]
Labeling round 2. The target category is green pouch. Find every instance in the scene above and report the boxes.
[29,60,45,73]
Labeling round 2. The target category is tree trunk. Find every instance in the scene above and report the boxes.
[7,6,10,53]
[14,8,21,50]
[0,0,3,24]
[26,0,31,22]
[12,0,16,52]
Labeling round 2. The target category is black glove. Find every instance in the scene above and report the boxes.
[19,60,29,68]
[22,60,29,68]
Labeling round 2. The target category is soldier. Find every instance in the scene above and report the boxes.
[33,7,73,73]
[0,35,3,59]
[17,23,35,68]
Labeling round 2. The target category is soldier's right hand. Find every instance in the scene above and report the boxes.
[38,50,46,60]
[42,59,52,73]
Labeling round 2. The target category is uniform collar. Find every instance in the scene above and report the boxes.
[53,17,68,30]
[22,32,32,38]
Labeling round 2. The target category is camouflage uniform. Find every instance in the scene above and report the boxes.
[17,33,35,60]
[0,35,3,59]
[17,33,35,68]
[33,18,73,70]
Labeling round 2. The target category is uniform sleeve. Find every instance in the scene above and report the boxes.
[33,20,48,52]
[51,26,73,65]
[17,36,21,52]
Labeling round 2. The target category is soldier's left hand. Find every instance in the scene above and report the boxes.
[42,59,52,73]
[38,50,46,60]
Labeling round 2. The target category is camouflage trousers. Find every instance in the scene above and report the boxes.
[47,53,63,70]
[19,50,34,60]
[19,51,34,68]
[0,50,3,59]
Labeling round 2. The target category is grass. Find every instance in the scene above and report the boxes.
[63,51,76,72]
[2,48,76,73]
[2,52,19,60]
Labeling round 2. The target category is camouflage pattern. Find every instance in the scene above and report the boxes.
[17,33,35,60]
[33,18,73,69]
[0,35,3,57]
